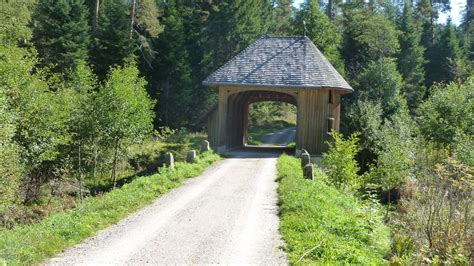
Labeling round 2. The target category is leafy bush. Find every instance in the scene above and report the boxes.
[366,111,415,197]
[417,77,474,148]
[277,154,390,264]
[322,131,362,189]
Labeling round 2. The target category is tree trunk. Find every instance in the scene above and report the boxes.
[130,0,137,39]
[111,138,120,189]
[93,0,100,33]
[93,145,98,186]
[78,141,84,202]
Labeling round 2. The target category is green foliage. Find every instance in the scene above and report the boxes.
[322,132,362,189]
[294,0,344,72]
[417,77,474,147]
[366,111,415,192]
[355,58,406,117]
[248,102,296,126]
[97,60,155,143]
[135,0,164,38]
[155,2,194,127]
[397,1,426,110]
[432,20,464,85]
[346,100,383,150]
[270,0,294,35]
[342,9,400,76]
[95,59,155,186]
[0,0,36,45]
[0,76,21,212]
[0,152,220,264]
[204,0,272,72]
[0,44,75,202]
[92,0,135,78]
[277,154,390,264]
[32,0,91,73]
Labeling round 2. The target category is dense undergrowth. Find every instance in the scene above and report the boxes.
[277,154,390,265]
[0,152,219,264]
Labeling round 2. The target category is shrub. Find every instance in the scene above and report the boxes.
[417,77,474,147]
[366,111,415,199]
[392,152,473,264]
[322,131,362,189]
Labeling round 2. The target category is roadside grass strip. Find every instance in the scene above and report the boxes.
[277,154,390,265]
[0,152,220,265]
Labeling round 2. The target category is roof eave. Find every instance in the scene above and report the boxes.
[202,81,353,93]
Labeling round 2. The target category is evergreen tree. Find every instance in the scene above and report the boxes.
[341,7,400,78]
[32,0,91,73]
[427,19,462,85]
[270,0,294,35]
[154,2,193,127]
[461,0,474,65]
[204,0,273,71]
[92,0,135,78]
[355,58,406,117]
[294,0,345,73]
[397,1,426,110]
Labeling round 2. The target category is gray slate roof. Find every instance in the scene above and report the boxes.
[203,36,352,92]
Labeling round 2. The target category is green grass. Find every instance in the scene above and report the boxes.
[277,154,391,265]
[0,152,220,265]
[248,120,295,145]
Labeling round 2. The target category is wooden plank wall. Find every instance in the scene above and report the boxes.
[209,85,345,154]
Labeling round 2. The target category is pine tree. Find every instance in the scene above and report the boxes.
[204,0,273,71]
[32,0,91,73]
[92,0,135,78]
[461,0,474,64]
[341,7,400,78]
[426,19,462,86]
[397,1,426,110]
[294,0,344,73]
[154,2,193,127]
[270,0,294,35]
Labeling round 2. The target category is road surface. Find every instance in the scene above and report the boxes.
[46,150,287,265]
[258,127,296,146]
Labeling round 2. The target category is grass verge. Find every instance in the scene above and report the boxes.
[277,154,390,265]
[0,152,220,264]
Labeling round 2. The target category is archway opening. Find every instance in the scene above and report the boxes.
[246,101,297,148]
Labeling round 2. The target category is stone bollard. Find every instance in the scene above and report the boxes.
[200,140,211,153]
[187,150,197,163]
[303,163,314,180]
[301,149,309,158]
[301,153,311,168]
[164,152,175,169]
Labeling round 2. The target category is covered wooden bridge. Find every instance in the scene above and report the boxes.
[203,36,353,155]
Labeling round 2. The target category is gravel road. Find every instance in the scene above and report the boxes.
[258,127,296,146]
[46,150,287,265]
